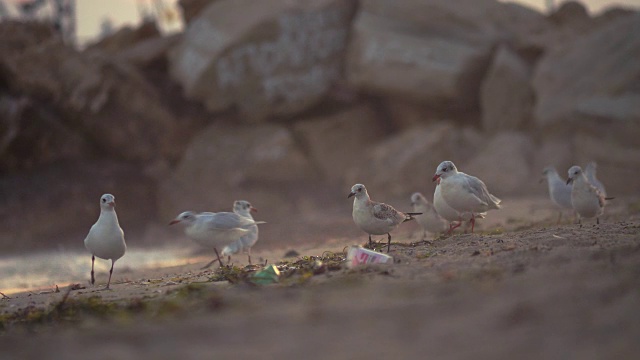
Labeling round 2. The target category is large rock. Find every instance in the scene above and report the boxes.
[158,123,317,221]
[480,45,534,132]
[345,122,483,198]
[573,132,640,195]
[346,0,549,112]
[0,22,186,162]
[532,13,640,144]
[169,0,357,121]
[462,132,534,196]
[292,104,387,184]
[0,161,157,252]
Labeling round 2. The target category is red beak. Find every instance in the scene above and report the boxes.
[432,174,440,182]
[250,206,258,213]
[168,219,181,225]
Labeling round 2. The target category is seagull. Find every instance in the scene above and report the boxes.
[432,161,501,233]
[567,165,605,225]
[410,192,447,239]
[541,166,574,223]
[221,200,259,265]
[585,162,606,197]
[84,194,127,289]
[348,184,421,253]
[169,211,265,268]
[433,179,486,234]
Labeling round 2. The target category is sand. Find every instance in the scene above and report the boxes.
[1,196,639,359]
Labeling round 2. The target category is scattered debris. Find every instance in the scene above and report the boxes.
[346,246,393,268]
[251,265,281,285]
[0,291,10,299]
[283,249,300,258]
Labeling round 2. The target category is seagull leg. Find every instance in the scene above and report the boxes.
[106,259,114,289]
[470,216,476,233]
[386,233,391,253]
[247,248,252,265]
[368,235,372,248]
[214,247,224,268]
[227,256,231,265]
[597,217,600,225]
[90,255,95,285]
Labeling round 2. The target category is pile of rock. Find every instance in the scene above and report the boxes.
[1,0,638,250]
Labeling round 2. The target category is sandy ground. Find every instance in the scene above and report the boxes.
[1,196,640,359]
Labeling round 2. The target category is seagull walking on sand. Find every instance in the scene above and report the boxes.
[221,200,259,265]
[433,179,485,234]
[567,165,606,225]
[410,192,447,239]
[170,210,265,268]
[348,184,421,253]
[432,161,501,233]
[541,166,574,223]
[585,162,607,197]
[84,194,127,289]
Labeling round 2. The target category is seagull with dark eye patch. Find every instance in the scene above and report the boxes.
[84,194,126,289]
[169,210,265,268]
[566,165,606,225]
[348,184,421,253]
[432,161,501,233]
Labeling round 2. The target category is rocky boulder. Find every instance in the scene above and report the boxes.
[158,123,317,222]
[345,122,483,198]
[0,22,186,163]
[480,45,534,132]
[292,104,388,185]
[169,0,357,121]
[346,0,548,113]
[533,13,640,144]
[462,132,534,196]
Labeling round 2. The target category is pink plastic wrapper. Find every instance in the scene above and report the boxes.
[346,245,393,268]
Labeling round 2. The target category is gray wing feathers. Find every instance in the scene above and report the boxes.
[464,174,501,209]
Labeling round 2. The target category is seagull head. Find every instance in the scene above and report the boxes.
[233,200,257,216]
[169,211,197,226]
[433,161,457,182]
[348,184,367,199]
[540,166,556,183]
[100,194,116,209]
[566,165,583,185]
[410,192,426,206]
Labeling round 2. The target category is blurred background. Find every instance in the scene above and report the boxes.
[0,0,639,289]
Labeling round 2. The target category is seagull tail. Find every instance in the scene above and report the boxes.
[253,221,267,225]
[404,212,422,222]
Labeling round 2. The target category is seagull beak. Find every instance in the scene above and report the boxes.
[566,178,573,185]
[250,206,258,213]
[347,192,355,199]
[108,201,115,207]
[432,174,440,182]
[538,177,544,184]
[168,219,181,225]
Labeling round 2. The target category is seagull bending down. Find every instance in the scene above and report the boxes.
[84,194,127,289]
[567,165,606,225]
[410,192,447,239]
[432,161,501,233]
[170,210,265,268]
[349,184,421,253]
[221,200,259,265]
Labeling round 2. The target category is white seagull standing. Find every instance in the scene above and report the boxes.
[349,184,421,253]
[541,166,574,223]
[84,194,127,289]
[170,210,265,268]
[585,162,607,197]
[410,192,447,239]
[567,165,605,225]
[433,179,485,234]
[221,200,259,265]
[432,161,501,233]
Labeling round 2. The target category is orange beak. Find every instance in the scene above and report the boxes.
[250,206,258,213]
[432,174,440,182]
[168,219,181,225]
